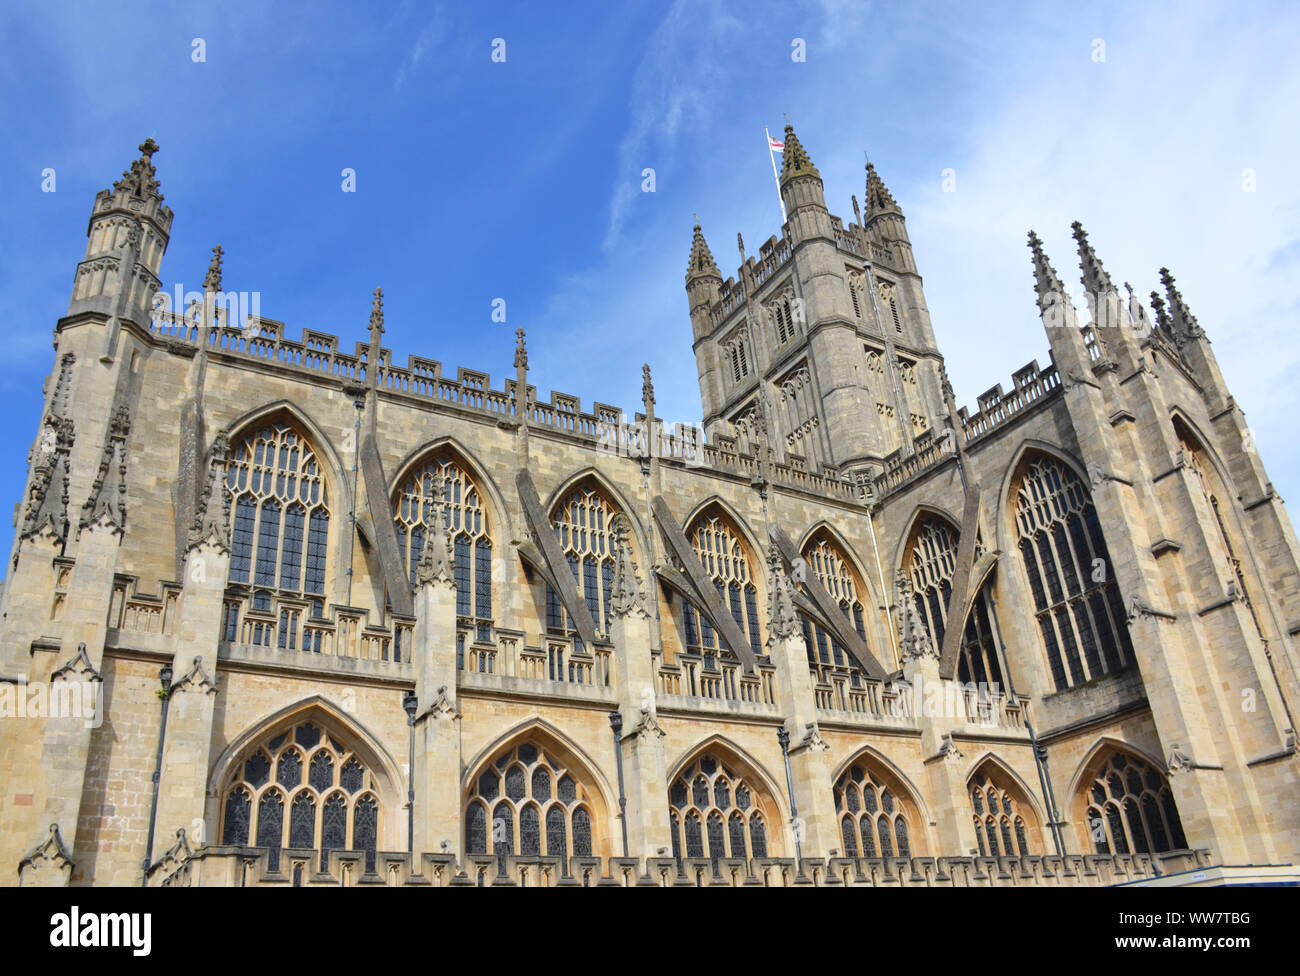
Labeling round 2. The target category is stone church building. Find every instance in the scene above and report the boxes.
[2,128,1297,887]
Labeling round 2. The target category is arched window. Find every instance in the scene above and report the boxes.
[394,454,492,642]
[219,720,381,873]
[1175,421,1265,641]
[546,485,624,643]
[680,513,763,662]
[969,768,1034,858]
[769,293,798,345]
[1013,454,1132,691]
[669,754,771,866]
[905,516,1004,686]
[464,742,595,861]
[225,422,330,596]
[1083,750,1187,855]
[800,533,872,690]
[834,762,913,858]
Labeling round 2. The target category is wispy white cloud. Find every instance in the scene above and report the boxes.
[394,8,446,89]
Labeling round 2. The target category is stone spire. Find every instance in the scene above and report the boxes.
[864,161,900,217]
[514,327,528,370]
[779,123,819,182]
[1071,221,1114,295]
[1027,230,1071,307]
[414,475,455,588]
[641,363,655,412]
[608,515,648,618]
[79,404,131,534]
[1159,268,1205,344]
[766,544,800,643]
[113,138,163,201]
[203,245,224,292]
[686,222,720,282]
[188,430,232,553]
[895,570,936,661]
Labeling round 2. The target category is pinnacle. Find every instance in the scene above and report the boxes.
[864,160,899,216]
[369,286,385,337]
[686,222,720,281]
[1071,221,1115,294]
[204,245,224,292]
[1027,230,1068,302]
[1159,267,1203,340]
[113,138,164,201]
[514,327,528,370]
[780,123,819,182]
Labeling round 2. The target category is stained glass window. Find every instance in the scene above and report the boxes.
[669,754,772,865]
[969,769,1035,857]
[1014,454,1132,690]
[219,721,379,870]
[226,422,330,599]
[546,485,627,641]
[833,762,914,860]
[465,743,596,863]
[681,513,763,663]
[1084,751,1186,855]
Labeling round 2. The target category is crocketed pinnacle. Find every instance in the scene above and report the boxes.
[113,138,164,200]
[642,363,654,410]
[369,287,384,339]
[1159,267,1204,342]
[780,123,819,182]
[1071,221,1115,295]
[1027,230,1069,303]
[514,328,528,370]
[864,161,900,217]
[686,223,720,282]
[203,245,224,292]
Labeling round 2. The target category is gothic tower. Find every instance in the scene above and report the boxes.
[686,125,949,482]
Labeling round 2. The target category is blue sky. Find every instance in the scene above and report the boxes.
[1,0,1297,569]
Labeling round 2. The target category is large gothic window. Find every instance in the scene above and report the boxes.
[1013,454,1132,691]
[394,454,493,642]
[226,422,330,596]
[669,754,770,866]
[800,533,871,687]
[680,513,764,662]
[1083,750,1187,855]
[464,743,595,861]
[969,767,1035,858]
[833,762,913,858]
[905,517,1004,686]
[546,485,623,643]
[220,720,381,873]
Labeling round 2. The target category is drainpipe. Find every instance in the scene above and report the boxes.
[986,592,1064,857]
[609,711,629,858]
[141,662,174,887]
[776,727,805,875]
[402,691,417,857]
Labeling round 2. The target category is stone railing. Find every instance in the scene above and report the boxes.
[156,843,1213,888]
[958,359,1062,445]
[811,668,912,723]
[459,630,614,691]
[220,587,411,665]
[872,429,958,497]
[749,234,793,289]
[657,654,776,707]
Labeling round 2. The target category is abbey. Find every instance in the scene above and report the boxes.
[2,128,1298,887]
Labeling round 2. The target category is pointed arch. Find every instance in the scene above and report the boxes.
[966,753,1046,857]
[1005,445,1134,691]
[388,435,514,544]
[891,503,963,575]
[797,523,876,681]
[993,439,1088,555]
[208,695,404,858]
[1068,738,1187,855]
[680,495,766,565]
[666,735,788,860]
[1168,409,1237,497]
[462,718,615,860]
[543,466,650,559]
[830,744,933,826]
[543,470,648,640]
[831,745,931,857]
[223,400,351,516]
[797,520,876,600]
[222,405,343,606]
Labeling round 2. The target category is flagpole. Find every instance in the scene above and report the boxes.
[765,126,788,225]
